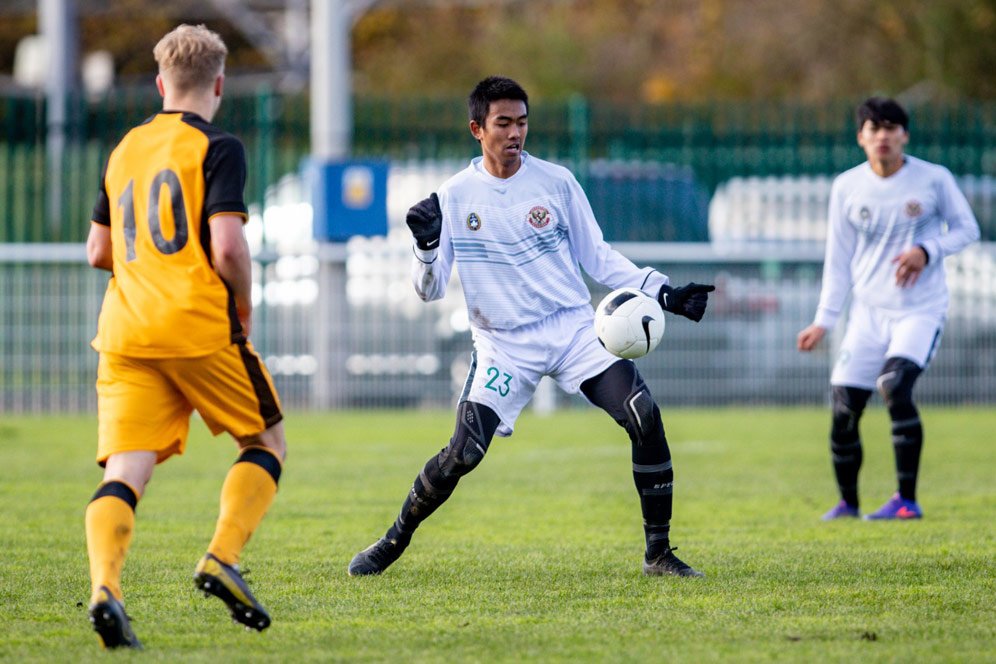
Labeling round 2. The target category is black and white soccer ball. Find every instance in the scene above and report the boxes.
[594,288,665,359]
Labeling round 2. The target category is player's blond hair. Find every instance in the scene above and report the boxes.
[153,24,228,93]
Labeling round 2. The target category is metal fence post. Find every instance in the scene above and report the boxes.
[568,94,589,187]
[255,86,274,213]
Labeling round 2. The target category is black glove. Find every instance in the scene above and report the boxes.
[658,282,715,322]
[406,193,442,250]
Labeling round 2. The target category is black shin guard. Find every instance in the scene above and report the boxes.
[830,385,871,507]
[389,401,500,540]
[389,459,455,540]
[582,360,672,556]
[877,357,924,502]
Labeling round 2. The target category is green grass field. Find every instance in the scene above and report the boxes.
[1,407,993,662]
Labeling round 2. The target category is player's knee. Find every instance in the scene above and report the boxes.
[439,438,487,478]
[831,385,870,438]
[623,384,663,447]
[240,420,286,461]
[876,357,921,408]
[102,451,157,495]
[437,401,499,480]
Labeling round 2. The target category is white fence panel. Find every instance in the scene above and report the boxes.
[2,242,995,413]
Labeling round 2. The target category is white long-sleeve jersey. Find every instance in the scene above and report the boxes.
[412,153,668,331]
[814,155,980,329]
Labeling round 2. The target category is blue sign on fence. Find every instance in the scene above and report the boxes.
[307,159,388,241]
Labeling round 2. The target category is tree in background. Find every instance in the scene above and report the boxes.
[352,0,996,101]
[1,0,995,101]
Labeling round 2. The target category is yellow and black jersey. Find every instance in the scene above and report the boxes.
[91,111,248,358]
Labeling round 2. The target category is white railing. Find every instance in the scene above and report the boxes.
[3,241,995,413]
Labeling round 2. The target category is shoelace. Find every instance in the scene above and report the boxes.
[365,541,394,564]
[661,547,691,570]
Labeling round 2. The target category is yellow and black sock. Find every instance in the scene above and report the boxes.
[207,447,282,566]
[85,481,139,604]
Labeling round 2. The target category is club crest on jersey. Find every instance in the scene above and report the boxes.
[856,206,875,232]
[905,200,923,218]
[467,212,482,231]
[527,206,552,229]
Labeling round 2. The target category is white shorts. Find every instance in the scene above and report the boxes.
[831,300,945,390]
[460,305,620,437]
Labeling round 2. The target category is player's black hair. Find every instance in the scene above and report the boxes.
[468,76,529,127]
[856,97,909,131]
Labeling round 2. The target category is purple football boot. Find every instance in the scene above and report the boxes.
[821,500,860,521]
[864,493,923,520]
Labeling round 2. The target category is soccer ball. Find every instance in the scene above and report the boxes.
[594,288,665,359]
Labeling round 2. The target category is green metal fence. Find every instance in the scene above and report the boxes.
[2,90,995,243]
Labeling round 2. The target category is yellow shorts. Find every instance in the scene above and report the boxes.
[96,342,283,465]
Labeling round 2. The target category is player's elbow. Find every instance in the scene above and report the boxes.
[86,245,107,268]
[86,222,113,270]
[968,223,981,243]
[212,237,250,269]
[86,237,112,270]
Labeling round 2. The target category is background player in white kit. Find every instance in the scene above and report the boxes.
[797,97,980,521]
[349,76,714,577]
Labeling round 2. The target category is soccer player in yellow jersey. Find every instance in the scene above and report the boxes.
[83,24,286,649]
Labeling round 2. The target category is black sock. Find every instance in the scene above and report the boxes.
[891,409,923,502]
[831,440,863,508]
[633,449,673,558]
[830,386,871,508]
[877,358,924,503]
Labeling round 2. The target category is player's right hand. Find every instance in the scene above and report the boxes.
[796,324,826,351]
[406,193,442,250]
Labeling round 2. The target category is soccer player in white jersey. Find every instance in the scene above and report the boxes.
[349,76,714,577]
[797,97,980,521]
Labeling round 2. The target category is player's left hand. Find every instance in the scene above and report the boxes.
[796,324,826,352]
[892,245,928,288]
[658,282,716,322]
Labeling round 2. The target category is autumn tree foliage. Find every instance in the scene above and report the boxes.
[2,0,995,101]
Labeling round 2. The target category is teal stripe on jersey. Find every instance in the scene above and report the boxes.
[452,227,567,263]
[453,235,567,267]
[451,226,567,248]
